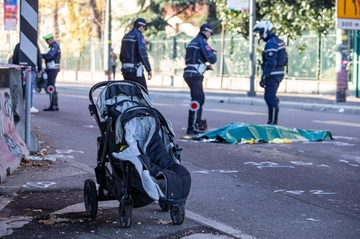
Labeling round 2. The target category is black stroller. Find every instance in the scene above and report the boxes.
[86,80,191,227]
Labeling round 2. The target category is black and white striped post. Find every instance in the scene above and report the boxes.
[19,0,38,151]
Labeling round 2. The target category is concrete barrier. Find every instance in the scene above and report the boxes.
[0,68,39,154]
[0,88,29,183]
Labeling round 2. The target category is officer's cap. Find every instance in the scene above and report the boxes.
[200,23,213,35]
[43,33,54,40]
[134,18,147,30]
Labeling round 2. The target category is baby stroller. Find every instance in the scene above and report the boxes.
[86,80,191,228]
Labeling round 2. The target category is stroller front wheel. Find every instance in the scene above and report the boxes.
[84,179,98,219]
[119,201,132,228]
[170,205,185,225]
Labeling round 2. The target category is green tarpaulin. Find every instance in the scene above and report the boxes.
[193,122,333,144]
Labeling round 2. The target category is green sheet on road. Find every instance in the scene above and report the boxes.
[193,122,333,144]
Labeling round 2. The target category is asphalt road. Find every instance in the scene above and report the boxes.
[0,84,359,239]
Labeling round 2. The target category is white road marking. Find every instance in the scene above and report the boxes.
[153,103,173,106]
[192,170,239,174]
[244,161,295,169]
[22,182,56,188]
[274,190,336,195]
[208,108,265,115]
[185,210,256,239]
[0,216,32,237]
[313,120,360,127]
[290,161,313,166]
[54,201,256,239]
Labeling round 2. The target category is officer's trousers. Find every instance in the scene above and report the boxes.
[46,69,59,91]
[184,75,205,106]
[264,75,282,108]
[122,71,147,90]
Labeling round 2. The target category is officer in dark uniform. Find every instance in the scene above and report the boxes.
[42,33,61,111]
[183,23,217,135]
[253,20,287,125]
[120,18,152,90]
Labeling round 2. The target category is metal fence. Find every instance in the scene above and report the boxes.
[0,31,337,81]
[146,31,337,81]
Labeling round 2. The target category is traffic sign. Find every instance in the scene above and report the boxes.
[337,0,360,29]
[337,0,360,19]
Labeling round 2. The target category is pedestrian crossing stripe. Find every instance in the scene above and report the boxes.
[313,120,360,127]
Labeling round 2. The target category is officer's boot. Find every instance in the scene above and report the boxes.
[274,107,279,125]
[53,92,59,111]
[195,107,207,132]
[186,110,199,135]
[199,119,207,131]
[44,93,55,111]
[267,107,277,125]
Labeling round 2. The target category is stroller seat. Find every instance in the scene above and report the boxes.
[112,106,191,206]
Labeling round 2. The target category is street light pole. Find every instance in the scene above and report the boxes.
[107,0,112,81]
[247,0,256,96]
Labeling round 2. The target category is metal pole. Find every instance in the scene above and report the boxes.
[335,29,347,102]
[219,23,225,88]
[247,0,256,96]
[25,67,31,146]
[107,0,112,81]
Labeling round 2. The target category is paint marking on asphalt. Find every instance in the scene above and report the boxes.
[185,210,256,239]
[153,103,173,107]
[313,120,360,127]
[0,198,12,212]
[208,108,265,115]
[54,203,255,239]
[61,93,88,99]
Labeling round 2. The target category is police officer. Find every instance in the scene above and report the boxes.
[253,20,287,125]
[42,33,61,111]
[183,23,217,135]
[120,18,152,90]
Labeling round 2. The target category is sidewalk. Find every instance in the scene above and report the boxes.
[57,81,360,114]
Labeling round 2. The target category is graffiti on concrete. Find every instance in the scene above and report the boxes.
[3,92,12,119]
[0,91,26,150]
[4,135,21,157]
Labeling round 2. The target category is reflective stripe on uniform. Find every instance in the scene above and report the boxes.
[270,71,284,75]
[187,64,200,68]
[264,48,277,52]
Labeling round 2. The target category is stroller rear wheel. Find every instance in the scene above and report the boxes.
[84,179,98,219]
[119,201,132,228]
[170,205,185,225]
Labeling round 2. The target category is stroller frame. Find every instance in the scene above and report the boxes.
[85,80,187,228]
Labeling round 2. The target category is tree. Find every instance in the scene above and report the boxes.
[212,0,335,39]
[117,0,214,38]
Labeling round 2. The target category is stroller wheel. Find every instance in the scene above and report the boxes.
[84,179,98,219]
[159,201,170,212]
[170,205,185,225]
[119,201,132,228]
